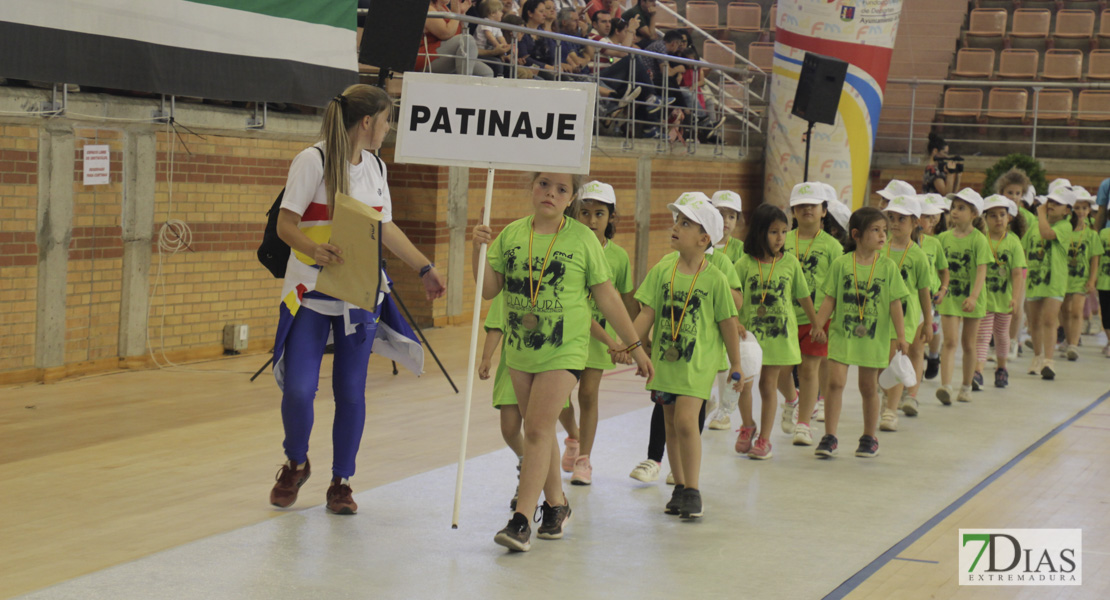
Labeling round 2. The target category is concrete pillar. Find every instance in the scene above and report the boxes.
[118,129,156,359]
[633,156,652,286]
[34,124,75,369]
[445,165,469,317]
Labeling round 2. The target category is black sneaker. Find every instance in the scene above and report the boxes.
[510,485,518,511]
[815,434,838,458]
[972,371,983,391]
[494,513,531,552]
[855,435,879,458]
[664,484,685,515]
[924,355,940,380]
[535,500,571,540]
[680,488,703,519]
[995,367,1008,388]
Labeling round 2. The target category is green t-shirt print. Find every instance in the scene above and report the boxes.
[1065,228,1104,294]
[983,232,1028,314]
[487,216,612,373]
[635,254,738,399]
[1024,218,1072,299]
[734,253,810,366]
[937,229,993,318]
[920,234,949,292]
[820,253,910,369]
[884,242,932,343]
[1098,228,1110,291]
[586,241,635,370]
[783,229,843,325]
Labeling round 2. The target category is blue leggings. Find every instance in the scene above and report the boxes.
[281,308,374,479]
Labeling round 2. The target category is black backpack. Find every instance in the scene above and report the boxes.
[258,147,324,278]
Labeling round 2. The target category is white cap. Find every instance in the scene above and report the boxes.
[876,179,917,201]
[819,183,840,204]
[883,194,921,217]
[1048,178,1072,194]
[789,182,825,206]
[949,187,984,214]
[1023,185,1036,206]
[711,190,744,214]
[1072,186,1094,205]
[982,194,1012,215]
[668,192,724,246]
[578,180,616,205]
[1007,198,1018,217]
[827,200,851,231]
[919,193,945,216]
[1034,195,1048,206]
[1046,186,1076,207]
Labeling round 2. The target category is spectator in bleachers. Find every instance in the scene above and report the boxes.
[643,29,688,93]
[418,0,495,77]
[476,0,513,75]
[554,7,595,74]
[588,8,612,41]
[587,0,622,21]
[923,132,961,195]
[624,0,661,49]
[542,0,558,30]
[677,45,722,143]
[518,0,559,78]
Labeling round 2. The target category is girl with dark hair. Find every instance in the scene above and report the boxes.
[1023,183,1074,380]
[923,132,959,195]
[975,196,1027,389]
[269,85,446,515]
[1061,189,1102,361]
[732,203,818,460]
[811,208,909,459]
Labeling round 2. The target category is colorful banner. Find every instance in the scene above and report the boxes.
[0,0,357,106]
[764,0,904,209]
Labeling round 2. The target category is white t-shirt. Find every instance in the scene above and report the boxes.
[280,142,392,316]
[476,24,502,51]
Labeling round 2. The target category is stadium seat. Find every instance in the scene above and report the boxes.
[997,48,1040,78]
[722,81,746,110]
[953,48,996,78]
[987,87,1028,120]
[656,1,679,28]
[1099,10,1110,41]
[1076,90,1110,121]
[1032,89,1074,123]
[703,40,737,68]
[940,88,984,119]
[967,8,1008,38]
[727,3,761,32]
[1053,9,1096,49]
[768,5,777,31]
[1041,49,1083,80]
[1009,9,1051,51]
[748,41,774,71]
[1087,49,1110,80]
[685,1,721,29]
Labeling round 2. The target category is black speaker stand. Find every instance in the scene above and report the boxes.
[803,119,815,182]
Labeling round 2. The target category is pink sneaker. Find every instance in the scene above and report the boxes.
[734,426,756,454]
[561,438,579,473]
[748,438,773,460]
[570,455,592,486]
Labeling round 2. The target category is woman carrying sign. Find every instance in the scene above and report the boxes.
[268,84,446,515]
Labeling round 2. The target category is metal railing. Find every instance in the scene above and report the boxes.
[409,10,764,156]
[881,77,1110,161]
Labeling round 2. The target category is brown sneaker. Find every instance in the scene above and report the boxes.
[270,459,311,508]
[326,478,358,515]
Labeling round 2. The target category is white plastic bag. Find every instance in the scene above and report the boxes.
[738,333,762,382]
[879,351,916,389]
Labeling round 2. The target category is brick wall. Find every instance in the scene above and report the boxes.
[0,126,38,373]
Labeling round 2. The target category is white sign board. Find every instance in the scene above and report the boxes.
[394,73,594,174]
[82,144,110,185]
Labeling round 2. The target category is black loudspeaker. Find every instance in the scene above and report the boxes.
[358,0,430,72]
[791,52,849,126]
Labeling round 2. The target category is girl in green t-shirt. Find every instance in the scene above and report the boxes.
[879,196,933,431]
[712,190,746,263]
[918,194,951,380]
[935,191,991,405]
[474,172,653,552]
[974,197,1027,390]
[995,168,1034,360]
[812,208,909,459]
[1060,193,1103,361]
[706,190,746,430]
[556,181,637,486]
[733,204,817,460]
[1023,186,1074,381]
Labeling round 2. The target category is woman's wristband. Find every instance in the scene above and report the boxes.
[618,340,642,353]
[419,263,435,278]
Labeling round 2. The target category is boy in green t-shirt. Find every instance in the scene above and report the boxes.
[633,192,743,519]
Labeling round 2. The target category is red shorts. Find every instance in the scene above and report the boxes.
[798,323,829,357]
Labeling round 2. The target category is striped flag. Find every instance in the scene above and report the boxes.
[0,0,357,106]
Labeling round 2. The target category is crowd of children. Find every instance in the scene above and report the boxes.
[471,168,1108,552]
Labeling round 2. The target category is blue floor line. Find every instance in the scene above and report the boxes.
[891,557,940,565]
[823,387,1110,600]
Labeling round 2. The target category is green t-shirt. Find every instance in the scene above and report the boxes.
[487,216,611,373]
[820,253,910,369]
[1098,228,1110,291]
[734,253,810,366]
[920,234,949,292]
[983,232,1028,314]
[1024,217,1073,298]
[720,237,745,264]
[1066,227,1104,295]
[883,241,932,344]
[1019,207,1037,241]
[783,229,843,325]
[937,229,993,318]
[635,253,738,399]
[586,241,635,370]
[483,293,517,408]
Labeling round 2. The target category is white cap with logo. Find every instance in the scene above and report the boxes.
[1072,186,1094,205]
[982,194,1013,215]
[1023,185,1036,206]
[1048,178,1072,194]
[1046,186,1076,207]
[789,182,825,206]
[949,187,984,214]
[918,193,945,216]
[876,179,918,201]
[711,190,744,214]
[883,194,921,217]
[827,199,851,231]
[668,192,724,246]
[578,180,616,205]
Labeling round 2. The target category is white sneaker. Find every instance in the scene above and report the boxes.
[792,422,814,446]
[781,401,798,434]
[1066,345,1079,361]
[628,460,660,483]
[708,413,731,430]
[901,391,919,417]
[665,471,675,485]
[815,398,825,422]
[880,408,899,432]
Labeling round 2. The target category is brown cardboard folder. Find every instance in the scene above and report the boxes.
[314,192,383,312]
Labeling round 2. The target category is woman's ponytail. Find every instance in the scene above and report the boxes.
[319,84,393,218]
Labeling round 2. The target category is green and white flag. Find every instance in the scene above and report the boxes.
[0,0,357,106]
